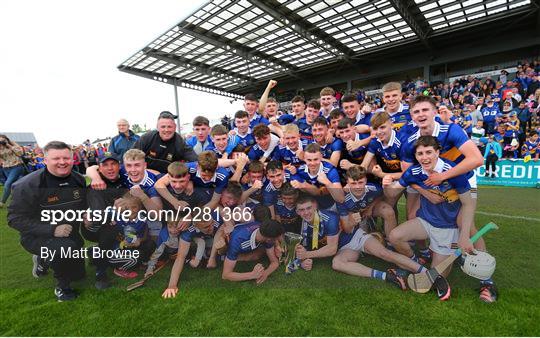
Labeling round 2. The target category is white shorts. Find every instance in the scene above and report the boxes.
[418,217,458,256]
[468,172,477,199]
[339,228,372,253]
[147,220,163,237]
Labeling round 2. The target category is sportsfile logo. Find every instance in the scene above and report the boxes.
[40,206,250,224]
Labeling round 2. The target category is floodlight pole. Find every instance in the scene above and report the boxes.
[174,79,181,134]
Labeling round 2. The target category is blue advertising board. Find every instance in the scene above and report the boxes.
[475,159,540,187]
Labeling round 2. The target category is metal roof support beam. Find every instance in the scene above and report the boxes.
[388,0,433,51]
[176,24,307,81]
[142,47,257,85]
[118,66,243,98]
[248,0,356,63]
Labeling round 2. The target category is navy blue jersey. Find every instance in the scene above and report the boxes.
[248,143,277,161]
[274,200,298,224]
[318,138,343,160]
[233,128,256,150]
[272,139,310,167]
[300,209,340,249]
[337,183,383,216]
[180,217,222,242]
[186,162,231,203]
[241,177,268,204]
[249,114,270,129]
[353,112,372,126]
[291,162,341,209]
[294,117,313,141]
[399,158,470,229]
[262,171,291,206]
[119,166,161,198]
[116,219,147,239]
[376,103,411,131]
[226,221,273,260]
[342,133,370,164]
[367,130,403,173]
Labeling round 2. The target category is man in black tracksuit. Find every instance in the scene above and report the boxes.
[8,141,87,302]
[82,152,127,289]
[133,111,197,173]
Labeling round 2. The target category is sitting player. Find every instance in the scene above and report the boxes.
[339,165,396,239]
[144,214,181,278]
[385,136,486,301]
[112,193,156,279]
[294,194,339,271]
[274,182,301,234]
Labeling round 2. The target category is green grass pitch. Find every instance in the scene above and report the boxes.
[0,186,539,336]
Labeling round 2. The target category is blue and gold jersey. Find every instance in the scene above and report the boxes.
[367,129,403,173]
[401,122,469,165]
[399,158,470,229]
[337,183,383,216]
[300,209,340,249]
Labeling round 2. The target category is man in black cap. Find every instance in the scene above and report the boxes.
[83,152,127,289]
[8,141,87,302]
[133,111,197,173]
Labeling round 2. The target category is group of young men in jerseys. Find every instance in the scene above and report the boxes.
[8,80,497,303]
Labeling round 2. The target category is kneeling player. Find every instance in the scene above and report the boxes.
[385,136,481,300]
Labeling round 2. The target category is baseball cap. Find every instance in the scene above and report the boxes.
[99,152,120,164]
[496,113,503,118]
[509,111,517,116]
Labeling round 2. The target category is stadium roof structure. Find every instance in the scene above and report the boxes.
[118,0,539,97]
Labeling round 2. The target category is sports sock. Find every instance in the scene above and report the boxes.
[410,253,418,263]
[416,265,427,273]
[371,269,386,281]
[480,278,493,285]
[419,248,431,258]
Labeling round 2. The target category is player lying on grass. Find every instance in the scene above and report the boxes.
[384,136,480,300]
[221,206,284,284]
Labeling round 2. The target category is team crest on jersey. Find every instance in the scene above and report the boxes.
[391,153,397,159]
[166,153,173,161]
[73,190,80,199]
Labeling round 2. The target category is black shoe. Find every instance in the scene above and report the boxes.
[434,275,451,301]
[479,283,498,303]
[54,287,78,302]
[32,255,48,278]
[491,174,495,178]
[385,269,407,290]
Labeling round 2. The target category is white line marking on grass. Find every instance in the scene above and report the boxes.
[475,211,540,222]
[396,202,540,222]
